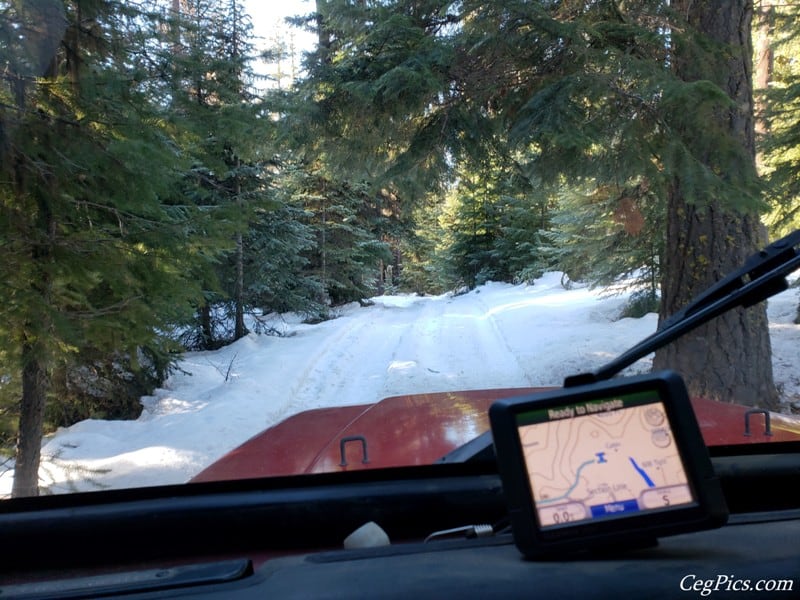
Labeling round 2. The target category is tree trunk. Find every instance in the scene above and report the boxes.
[234,228,246,339]
[12,345,49,497]
[653,1,779,409]
[753,0,774,172]
[12,151,57,497]
[316,0,331,54]
[10,2,58,493]
[200,303,213,348]
[654,195,777,408]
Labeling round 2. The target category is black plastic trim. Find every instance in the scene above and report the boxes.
[0,560,252,600]
[0,454,798,574]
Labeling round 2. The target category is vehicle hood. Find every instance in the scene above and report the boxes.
[191,389,800,483]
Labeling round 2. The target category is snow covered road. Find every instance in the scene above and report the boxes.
[1,273,797,497]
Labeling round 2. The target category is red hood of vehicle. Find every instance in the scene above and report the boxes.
[190,389,800,484]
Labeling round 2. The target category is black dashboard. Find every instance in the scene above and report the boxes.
[1,450,799,599]
[206,514,799,600]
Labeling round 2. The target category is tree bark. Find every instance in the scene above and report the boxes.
[200,303,214,348]
[12,345,48,497]
[654,194,777,408]
[316,0,331,54]
[12,156,57,497]
[653,1,779,409]
[753,0,774,172]
[9,1,60,495]
[234,228,247,340]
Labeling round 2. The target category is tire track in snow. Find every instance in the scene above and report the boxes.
[285,300,426,412]
[381,291,537,395]
[285,315,373,413]
[283,291,537,410]
[469,291,538,386]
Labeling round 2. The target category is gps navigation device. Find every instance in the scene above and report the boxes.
[489,370,728,558]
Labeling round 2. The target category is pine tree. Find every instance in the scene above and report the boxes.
[546,180,663,303]
[438,155,545,288]
[651,1,778,408]
[0,0,209,496]
[397,196,452,294]
[165,0,278,347]
[441,175,505,287]
[296,174,393,306]
[293,0,461,197]
[243,199,324,318]
[296,0,779,407]
[759,1,800,236]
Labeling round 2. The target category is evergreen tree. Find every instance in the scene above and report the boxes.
[546,180,663,303]
[0,0,208,496]
[243,199,324,318]
[298,0,778,407]
[441,174,505,287]
[437,154,545,288]
[292,0,461,198]
[495,188,554,286]
[759,1,800,236]
[296,173,393,306]
[397,196,453,294]
[165,0,278,347]
[651,1,778,408]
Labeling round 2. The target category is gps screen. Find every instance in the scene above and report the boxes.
[515,390,697,529]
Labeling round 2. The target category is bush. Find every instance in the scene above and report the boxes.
[620,290,661,319]
[45,351,161,428]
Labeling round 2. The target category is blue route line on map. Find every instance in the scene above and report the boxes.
[628,457,656,487]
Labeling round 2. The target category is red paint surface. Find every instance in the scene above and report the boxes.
[689,396,800,446]
[191,389,800,483]
[193,404,371,481]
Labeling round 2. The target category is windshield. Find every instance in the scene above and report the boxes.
[1,0,799,499]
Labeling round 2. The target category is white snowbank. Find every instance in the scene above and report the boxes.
[1,273,797,497]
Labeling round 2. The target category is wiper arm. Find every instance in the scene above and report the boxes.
[564,229,800,387]
[441,230,799,467]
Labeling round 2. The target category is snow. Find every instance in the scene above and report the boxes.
[1,272,798,498]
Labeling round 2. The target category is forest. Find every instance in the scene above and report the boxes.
[1,0,799,497]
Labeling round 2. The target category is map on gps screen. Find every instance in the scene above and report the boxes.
[517,393,696,529]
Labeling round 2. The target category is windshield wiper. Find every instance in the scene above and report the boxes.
[564,229,800,387]
[439,229,800,465]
